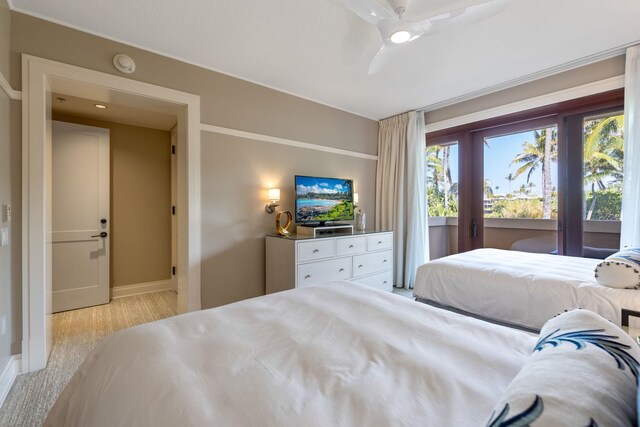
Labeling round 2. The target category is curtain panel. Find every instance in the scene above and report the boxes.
[375,111,428,289]
[621,45,640,249]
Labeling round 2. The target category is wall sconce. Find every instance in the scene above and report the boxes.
[265,188,280,214]
[353,192,359,208]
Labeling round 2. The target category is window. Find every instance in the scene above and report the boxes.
[484,128,558,220]
[426,89,624,257]
[426,143,458,217]
[583,113,624,221]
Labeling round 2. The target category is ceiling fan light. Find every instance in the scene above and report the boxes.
[390,30,411,44]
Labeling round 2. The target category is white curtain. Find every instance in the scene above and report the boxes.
[621,45,640,249]
[375,111,428,289]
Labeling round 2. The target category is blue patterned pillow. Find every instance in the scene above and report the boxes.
[595,248,640,289]
[486,309,640,427]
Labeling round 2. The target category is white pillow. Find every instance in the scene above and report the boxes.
[486,309,640,427]
[595,248,640,289]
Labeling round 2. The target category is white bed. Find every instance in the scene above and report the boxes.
[45,281,537,426]
[414,248,640,331]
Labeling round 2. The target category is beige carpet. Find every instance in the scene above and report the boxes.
[0,290,177,426]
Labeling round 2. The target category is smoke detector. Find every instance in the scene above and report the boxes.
[113,54,136,74]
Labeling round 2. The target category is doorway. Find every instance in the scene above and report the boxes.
[51,120,110,313]
[22,55,202,373]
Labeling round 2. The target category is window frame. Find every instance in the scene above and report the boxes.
[426,89,624,254]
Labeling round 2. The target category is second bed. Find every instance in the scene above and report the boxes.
[414,248,640,331]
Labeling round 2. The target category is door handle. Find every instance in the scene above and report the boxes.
[471,220,478,239]
[91,232,108,238]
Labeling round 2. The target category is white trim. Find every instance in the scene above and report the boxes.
[111,280,173,299]
[200,123,378,160]
[421,43,634,114]
[0,355,22,408]
[0,71,22,100]
[425,75,625,133]
[21,54,201,373]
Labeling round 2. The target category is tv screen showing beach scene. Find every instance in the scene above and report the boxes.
[295,175,354,224]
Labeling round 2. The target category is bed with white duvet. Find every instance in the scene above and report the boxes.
[414,248,640,331]
[45,281,640,426]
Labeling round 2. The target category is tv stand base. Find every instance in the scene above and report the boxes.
[296,224,354,237]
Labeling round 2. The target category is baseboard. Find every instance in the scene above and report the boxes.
[0,355,22,408]
[111,280,172,299]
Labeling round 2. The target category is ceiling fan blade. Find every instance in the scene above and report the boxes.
[338,0,395,26]
[422,0,512,35]
[368,43,394,75]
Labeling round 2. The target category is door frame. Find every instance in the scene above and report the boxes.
[22,54,202,372]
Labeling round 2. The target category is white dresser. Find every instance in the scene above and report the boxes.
[265,230,394,293]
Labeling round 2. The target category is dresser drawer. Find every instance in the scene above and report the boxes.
[353,270,393,292]
[367,233,393,251]
[353,250,392,277]
[297,239,335,262]
[297,258,351,288]
[336,236,367,256]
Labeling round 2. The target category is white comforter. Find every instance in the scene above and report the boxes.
[45,281,536,427]
[414,248,640,330]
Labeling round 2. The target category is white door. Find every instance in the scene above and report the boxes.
[52,121,110,313]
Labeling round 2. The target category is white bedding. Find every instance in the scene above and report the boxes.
[45,281,536,427]
[414,248,640,331]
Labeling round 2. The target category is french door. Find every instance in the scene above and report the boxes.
[426,89,624,258]
[461,117,558,252]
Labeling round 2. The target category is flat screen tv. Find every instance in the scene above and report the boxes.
[295,175,354,225]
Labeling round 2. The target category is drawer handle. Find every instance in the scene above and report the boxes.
[339,268,344,272]
[378,241,382,244]
[358,264,363,268]
[383,259,387,263]
[305,274,311,279]
[383,280,387,284]
[349,245,354,248]
[313,249,319,253]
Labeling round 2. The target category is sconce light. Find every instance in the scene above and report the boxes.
[353,192,359,208]
[265,188,280,214]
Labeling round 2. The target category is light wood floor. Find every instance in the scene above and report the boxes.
[0,290,177,426]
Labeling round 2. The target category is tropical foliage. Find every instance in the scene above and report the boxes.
[314,201,354,222]
[426,114,624,221]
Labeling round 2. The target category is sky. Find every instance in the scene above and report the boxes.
[295,175,351,195]
[445,130,558,197]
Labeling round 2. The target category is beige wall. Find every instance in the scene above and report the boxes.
[0,0,12,372]
[425,56,626,124]
[53,114,172,288]
[201,133,376,307]
[8,8,379,356]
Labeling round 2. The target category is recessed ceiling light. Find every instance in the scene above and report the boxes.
[94,104,108,109]
[390,30,411,44]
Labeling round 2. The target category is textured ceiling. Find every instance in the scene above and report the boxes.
[10,0,640,120]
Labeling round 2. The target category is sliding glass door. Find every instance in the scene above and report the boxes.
[482,125,558,253]
[581,111,624,257]
[426,89,624,258]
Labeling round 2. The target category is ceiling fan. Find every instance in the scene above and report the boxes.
[339,0,512,74]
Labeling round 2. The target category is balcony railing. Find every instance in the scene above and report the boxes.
[427,217,620,260]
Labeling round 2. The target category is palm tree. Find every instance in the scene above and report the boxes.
[426,144,456,214]
[505,173,515,193]
[527,182,536,194]
[583,115,624,219]
[510,128,557,219]
[484,179,494,199]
